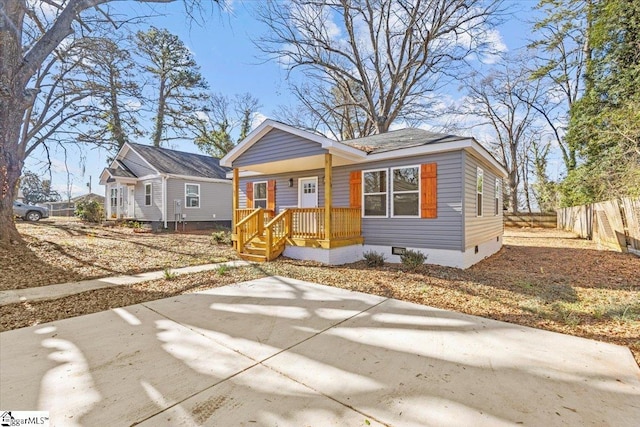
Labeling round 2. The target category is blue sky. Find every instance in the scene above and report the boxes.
[24,0,540,199]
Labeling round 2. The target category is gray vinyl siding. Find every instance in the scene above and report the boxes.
[239,171,326,210]
[345,152,463,251]
[233,128,327,167]
[463,151,503,249]
[121,148,157,177]
[240,151,464,251]
[167,179,232,221]
[134,178,163,221]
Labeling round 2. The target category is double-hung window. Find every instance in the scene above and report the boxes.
[363,169,387,217]
[144,183,152,206]
[477,168,484,217]
[391,166,419,217]
[253,182,267,209]
[185,183,200,208]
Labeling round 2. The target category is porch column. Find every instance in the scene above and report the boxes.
[324,153,332,240]
[232,168,239,249]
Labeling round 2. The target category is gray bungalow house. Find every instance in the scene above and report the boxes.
[99,143,231,229]
[221,119,507,268]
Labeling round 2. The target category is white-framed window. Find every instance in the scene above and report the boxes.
[144,183,152,206]
[495,178,500,215]
[253,181,267,209]
[391,166,419,217]
[110,188,118,210]
[363,169,388,217]
[185,183,200,208]
[477,167,484,217]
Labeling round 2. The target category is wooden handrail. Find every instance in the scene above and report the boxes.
[265,209,291,260]
[236,208,264,251]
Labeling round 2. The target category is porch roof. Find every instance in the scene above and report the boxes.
[99,166,138,185]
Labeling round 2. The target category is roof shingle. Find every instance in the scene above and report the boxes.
[128,143,230,180]
[341,128,466,154]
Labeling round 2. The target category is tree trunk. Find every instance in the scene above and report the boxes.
[152,77,167,147]
[509,172,519,214]
[0,98,27,244]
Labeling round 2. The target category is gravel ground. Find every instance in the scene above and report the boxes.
[1,221,638,365]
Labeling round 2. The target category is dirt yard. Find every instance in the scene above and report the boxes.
[0,218,237,290]
[1,219,638,365]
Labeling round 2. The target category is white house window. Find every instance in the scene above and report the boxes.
[185,183,200,208]
[110,188,118,211]
[363,169,387,217]
[391,166,419,217]
[477,167,484,217]
[253,182,267,209]
[495,178,500,215]
[145,183,152,206]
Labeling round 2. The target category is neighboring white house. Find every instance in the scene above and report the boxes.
[99,143,231,229]
[221,119,508,268]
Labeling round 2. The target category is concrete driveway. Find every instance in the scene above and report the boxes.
[1,276,638,426]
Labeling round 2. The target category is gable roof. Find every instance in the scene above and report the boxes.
[342,128,466,154]
[222,119,507,177]
[127,143,229,180]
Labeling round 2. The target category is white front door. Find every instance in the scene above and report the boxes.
[298,177,318,208]
[128,186,135,218]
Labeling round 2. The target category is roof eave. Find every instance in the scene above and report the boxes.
[221,119,341,167]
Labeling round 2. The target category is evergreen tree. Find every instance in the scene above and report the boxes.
[136,27,209,147]
[565,0,640,204]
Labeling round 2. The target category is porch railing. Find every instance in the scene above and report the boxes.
[330,207,361,239]
[291,208,326,239]
[265,209,292,260]
[237,208,274,224]
[235,207,362,257]
[236,208,264,251]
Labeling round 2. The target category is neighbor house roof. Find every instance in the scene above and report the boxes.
[341,128,467,154]
[128,143,229,180]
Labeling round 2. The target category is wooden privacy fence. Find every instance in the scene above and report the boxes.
[557,197,640,253]
[504,213,557,228]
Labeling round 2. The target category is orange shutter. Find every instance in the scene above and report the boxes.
[349,171,362,209]
[245,182,253,208]
[420,163,437,218]
[267,180,276,211]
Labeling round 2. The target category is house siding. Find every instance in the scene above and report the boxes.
[240,171,326,210]
[240,151,464,251]
[167,179,232,221]
[134,178,163,221]
[121,148,157,177]
[233,128,327,167]
[463,151,503,249]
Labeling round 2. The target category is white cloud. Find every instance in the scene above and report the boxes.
[251,111,268,130]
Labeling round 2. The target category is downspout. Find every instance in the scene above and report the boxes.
[162,175,168,229]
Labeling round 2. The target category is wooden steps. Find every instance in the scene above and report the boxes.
[238,236,284,262]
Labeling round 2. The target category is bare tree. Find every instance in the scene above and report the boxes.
[73,35,145,151]
[527,0,592,172]
[0,0,221,244]
[191,93,261,157]
[256,0,504,139]
[463,59,542,213]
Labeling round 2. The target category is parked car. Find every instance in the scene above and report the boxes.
[13,201,49,222]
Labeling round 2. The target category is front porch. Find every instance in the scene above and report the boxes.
[233,207,363,262]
